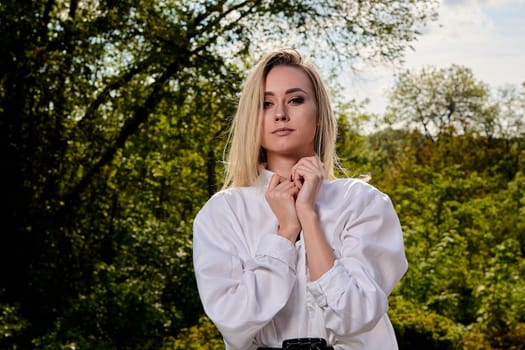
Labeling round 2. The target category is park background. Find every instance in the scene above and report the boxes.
[1,0,524,349]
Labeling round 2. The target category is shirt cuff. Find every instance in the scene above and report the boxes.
[307,260,348,308]
[256,233,297,270]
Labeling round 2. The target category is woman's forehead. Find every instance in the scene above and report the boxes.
[264,65,313,93]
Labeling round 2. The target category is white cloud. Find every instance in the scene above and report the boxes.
[407,0,525,84]
[343,0,525,114]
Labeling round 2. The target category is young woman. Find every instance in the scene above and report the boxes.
[192,49,408,350]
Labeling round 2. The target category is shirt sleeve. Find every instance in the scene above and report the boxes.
[193,192,298,350]
[307,181,408,337]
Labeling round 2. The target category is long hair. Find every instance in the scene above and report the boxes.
[222,49,338,189]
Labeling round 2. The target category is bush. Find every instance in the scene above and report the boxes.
[389,296,466,349]
[165,316,224,350]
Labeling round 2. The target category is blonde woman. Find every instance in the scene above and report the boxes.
[192,49,407,350]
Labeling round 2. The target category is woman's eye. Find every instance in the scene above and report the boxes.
[263,101,272,109]
[290,97,304,104]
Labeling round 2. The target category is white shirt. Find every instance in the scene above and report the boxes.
[193,170,408,350]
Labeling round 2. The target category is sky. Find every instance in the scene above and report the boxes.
[345,0,525,114]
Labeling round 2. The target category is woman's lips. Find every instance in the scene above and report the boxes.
[272,128,294,136]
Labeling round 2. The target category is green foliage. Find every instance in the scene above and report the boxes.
[335,108,376,178]
[165,316,224,350]
[0,300,30,346]
[476,238,525,332]
[389,296,466,350]
[366,83,525,347]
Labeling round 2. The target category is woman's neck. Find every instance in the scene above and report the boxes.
[266,159,296,180]
[265,151,315,179]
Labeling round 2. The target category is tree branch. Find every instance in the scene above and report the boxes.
[62,58,186,205]
[75,58,152,130]
[190,0,256,56]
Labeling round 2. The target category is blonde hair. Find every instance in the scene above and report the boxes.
[222,49,338,189]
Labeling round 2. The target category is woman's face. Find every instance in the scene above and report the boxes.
[260,65,318,160]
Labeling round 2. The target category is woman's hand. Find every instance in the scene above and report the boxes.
[265,174,301,243]
[291,156,324,218]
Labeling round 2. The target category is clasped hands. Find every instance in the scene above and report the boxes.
[265,156,324,243]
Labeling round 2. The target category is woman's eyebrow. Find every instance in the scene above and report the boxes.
[264,88,308,96]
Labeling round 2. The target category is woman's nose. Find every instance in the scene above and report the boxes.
[274,114,287,122]
[274,106,289,122]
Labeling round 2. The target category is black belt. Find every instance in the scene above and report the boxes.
[257,337,334,350]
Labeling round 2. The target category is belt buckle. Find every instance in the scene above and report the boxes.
[282,337,327,350]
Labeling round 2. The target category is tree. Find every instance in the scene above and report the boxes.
[364,126,525,348]
[367,81,525,347]
[0,0,438,348]
[386,65,497,138]
[496,82,525,139]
